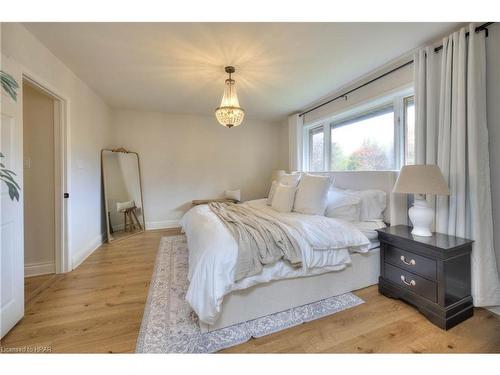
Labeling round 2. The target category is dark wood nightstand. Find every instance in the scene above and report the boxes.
[376,225,474,330]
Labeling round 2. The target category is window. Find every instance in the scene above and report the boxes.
[404,96,415,165]
[309,127,324,171]
[330,106,395,171]
[303,91,415,171]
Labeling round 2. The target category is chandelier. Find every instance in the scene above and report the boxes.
[215,66,245,128]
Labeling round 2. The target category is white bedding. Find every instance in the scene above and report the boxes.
[354,220,387,240]
[181,199,371,325]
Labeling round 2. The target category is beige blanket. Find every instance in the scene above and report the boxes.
[208,202,302,281]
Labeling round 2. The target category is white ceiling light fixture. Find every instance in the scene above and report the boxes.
[215,66,245,128]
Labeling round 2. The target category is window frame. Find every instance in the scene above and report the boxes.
[302,88,414,172]
[307,125,326,172]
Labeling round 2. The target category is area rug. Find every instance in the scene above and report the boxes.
[136,235,364,353]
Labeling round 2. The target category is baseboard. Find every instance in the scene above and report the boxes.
[146,219,181,230]
[474,296,500,307]
[487,306,500,316]
[72,232,106,270]
[25,261,55,277]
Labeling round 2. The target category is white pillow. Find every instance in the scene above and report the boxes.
[271,183,297,213]
[337,188,387,221]
[116,200,135,212]
[267,172,301,205]
[267,181,278,205]
[279,172,301,187]
[224,189,241,201]
[325,190,361,222]
[293,174,332,215]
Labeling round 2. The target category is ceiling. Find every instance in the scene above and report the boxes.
[24,22,460,122]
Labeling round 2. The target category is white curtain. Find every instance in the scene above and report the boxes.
[414,23,500,306]
[288,114,303,172]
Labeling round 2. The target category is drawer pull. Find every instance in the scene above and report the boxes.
[400,275,416,286]
[400,255,416,266]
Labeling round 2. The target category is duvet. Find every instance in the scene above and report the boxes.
[180,199,370,325]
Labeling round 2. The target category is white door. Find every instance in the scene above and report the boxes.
[1,56,24,338]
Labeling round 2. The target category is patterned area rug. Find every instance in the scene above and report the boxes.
[136,235,364,353]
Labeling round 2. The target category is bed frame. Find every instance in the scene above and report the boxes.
[199,171,407,332]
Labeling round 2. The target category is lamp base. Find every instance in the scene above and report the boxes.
[409,197,434,237]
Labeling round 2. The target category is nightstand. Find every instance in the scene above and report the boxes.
[376,225,474,330]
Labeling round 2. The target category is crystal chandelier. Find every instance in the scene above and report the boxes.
[215,66,245,128]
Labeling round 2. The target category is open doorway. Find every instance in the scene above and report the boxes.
[22,78,68,304]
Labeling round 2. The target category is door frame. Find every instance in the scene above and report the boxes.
[22,72,71,274]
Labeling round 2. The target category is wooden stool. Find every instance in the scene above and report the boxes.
[122,206,143,232]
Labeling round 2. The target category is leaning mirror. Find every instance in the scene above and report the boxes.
[101,148,145,243]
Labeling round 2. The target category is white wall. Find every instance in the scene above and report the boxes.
[486,22,500,274]
[23,83,55,276]
[1,23,112,269]
[110,110,287,228]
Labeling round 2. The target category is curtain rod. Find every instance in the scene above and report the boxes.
[434,22,494,52]
[299,22,494,118]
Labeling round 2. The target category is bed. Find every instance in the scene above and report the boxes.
[181,171,407,332]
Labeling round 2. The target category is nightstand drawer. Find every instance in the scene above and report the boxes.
[385,245,437,281]
[384,262,437,302]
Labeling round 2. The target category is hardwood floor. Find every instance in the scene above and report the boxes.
[223,286,500,353]
[24,274,57,304]
[1,229,177,353]
[1,229,499,353]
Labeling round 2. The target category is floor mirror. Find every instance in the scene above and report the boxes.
[101,148,145,243]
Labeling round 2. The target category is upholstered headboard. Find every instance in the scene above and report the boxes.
[309,171,407,225]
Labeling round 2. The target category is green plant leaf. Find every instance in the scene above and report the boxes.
[1,173,21,189]
[0,70,19,101]
[1,82,17,101]
[2,175,18,186]
[1,168,18,177]
[0,71,19,86]
[0,150,21,201]
[2,179,20,201]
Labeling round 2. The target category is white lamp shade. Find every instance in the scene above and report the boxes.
[393,165,450,196]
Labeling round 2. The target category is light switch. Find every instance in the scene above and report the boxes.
[24,157,31,169]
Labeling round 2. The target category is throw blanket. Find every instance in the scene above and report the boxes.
[208,202,302,281]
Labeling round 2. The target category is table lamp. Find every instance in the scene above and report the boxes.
[393,165,450,237]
